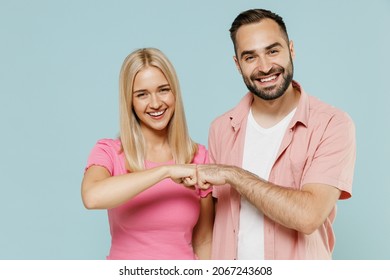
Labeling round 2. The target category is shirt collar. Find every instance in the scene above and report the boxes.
[229,80,309,131]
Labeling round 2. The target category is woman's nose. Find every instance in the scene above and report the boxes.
[149,93,162,109]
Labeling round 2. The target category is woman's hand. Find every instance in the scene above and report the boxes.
[167,164,198,189]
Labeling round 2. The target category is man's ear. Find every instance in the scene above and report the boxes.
[289,40,296,60]
[233,56,242,74]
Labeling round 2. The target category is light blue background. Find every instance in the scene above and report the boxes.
[0,0,389,260]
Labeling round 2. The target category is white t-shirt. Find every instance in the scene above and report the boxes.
[237,108,296,259]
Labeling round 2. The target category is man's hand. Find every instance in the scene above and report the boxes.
[196,164,231,189]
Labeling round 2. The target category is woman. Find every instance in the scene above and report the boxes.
[81,48,213,260]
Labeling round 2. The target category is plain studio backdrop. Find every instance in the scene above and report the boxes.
[0,0,389,260]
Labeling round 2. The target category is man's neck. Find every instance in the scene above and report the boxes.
[250,83,300,128]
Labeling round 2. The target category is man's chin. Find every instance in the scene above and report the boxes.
[252,89,282,101]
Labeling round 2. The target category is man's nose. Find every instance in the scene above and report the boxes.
[255,57,273,74]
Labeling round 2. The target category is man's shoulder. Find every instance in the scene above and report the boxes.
[210,92,253,129]
[295,81,353,124]
[307,95,353,124]
[210,107,235,127]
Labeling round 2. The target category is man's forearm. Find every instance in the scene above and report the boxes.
[202,164,330,234]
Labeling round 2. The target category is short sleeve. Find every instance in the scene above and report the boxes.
[85,139,120,176]
[191,144,208,165]
[193,144,213,198]
[302,113,356,199]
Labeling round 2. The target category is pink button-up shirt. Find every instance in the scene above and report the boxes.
[209,81,356,259]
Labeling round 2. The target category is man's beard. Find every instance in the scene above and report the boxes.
[243,61,294,101]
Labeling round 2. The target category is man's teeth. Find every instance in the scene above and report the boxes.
[260,75,277,82]
[149,111,164,117]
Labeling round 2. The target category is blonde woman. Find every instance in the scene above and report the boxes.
[82,48,213,260]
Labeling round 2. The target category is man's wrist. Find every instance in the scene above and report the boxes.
[224,165,240,186]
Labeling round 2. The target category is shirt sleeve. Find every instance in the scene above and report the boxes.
[85,139,117,176]
[302,112,356,199]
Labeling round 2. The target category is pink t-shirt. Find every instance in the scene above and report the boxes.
[85,138,210,260]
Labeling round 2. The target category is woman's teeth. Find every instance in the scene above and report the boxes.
[149,111,164,117]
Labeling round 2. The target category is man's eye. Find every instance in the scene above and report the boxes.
[245,56,254,61]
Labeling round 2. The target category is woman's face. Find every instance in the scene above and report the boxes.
[132,66,175,135]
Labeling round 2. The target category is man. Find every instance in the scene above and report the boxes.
[197,9,356,259]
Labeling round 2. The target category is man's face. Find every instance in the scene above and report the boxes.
[234,19,295,101]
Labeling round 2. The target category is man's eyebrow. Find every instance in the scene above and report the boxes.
[240,50,256,59]
[239,42,284,59]
[265,42,283,50]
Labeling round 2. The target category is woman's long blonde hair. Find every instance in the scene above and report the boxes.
[119,48,197,171]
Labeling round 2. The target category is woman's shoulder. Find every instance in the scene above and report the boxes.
[94,138,122,153]
[196,143,207,153]
[193,143,208,164]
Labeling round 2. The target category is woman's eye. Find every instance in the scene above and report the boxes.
[160,87,171,93]
[135,92,147,98]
